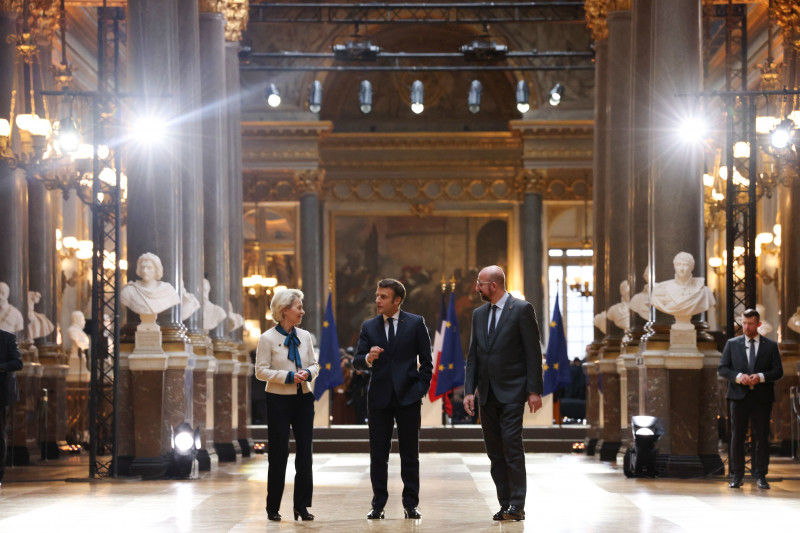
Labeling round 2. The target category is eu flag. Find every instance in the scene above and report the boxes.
[435,292,465,396]
[428,292,448,402]
[314,293,345,400]
[543,293,571,396]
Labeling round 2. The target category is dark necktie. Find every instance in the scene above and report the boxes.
[387,317,395,344]
[488,305,497,337]
[748,339,756,373]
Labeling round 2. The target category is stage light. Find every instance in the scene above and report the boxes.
[130,115,167,145]
[359,80,373,114]
[460,40,508,61]
[266,83,281,108]
[678,115,708,144]
[468,80,482,114]
[333,40,381,61]
[170,422,200,479]
[516,80,530,113]
[549,83,564,106]
[410,80,424,114]
[56,118,80,154]
[770,119,795,149]
[308,80,322,113]
[623,415,663,478]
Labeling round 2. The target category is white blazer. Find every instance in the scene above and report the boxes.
[255,327,320,395]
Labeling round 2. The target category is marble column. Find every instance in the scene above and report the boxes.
[777,171,800,454]
[225,41,244,345]
[297,171,323,338]
[213,355,241,462]
[639,0,712,477]
[1,9,39,464]
[126,0,184,477]
[236,358,253,456]
[193,353,216,470]
[521,172,545,333]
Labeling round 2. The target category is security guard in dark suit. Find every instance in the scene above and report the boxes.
[0,328,23,483]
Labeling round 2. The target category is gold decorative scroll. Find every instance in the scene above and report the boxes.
[199,0,227,15]
[518,169,546,195]
[294,169,325,196]
[772,0,800,51]
[584,0,609,41]
[224,0,249,42]
[607,0,631,12]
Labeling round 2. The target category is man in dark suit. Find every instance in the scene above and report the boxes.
[0,328,23,484]
[464,265,543,521]
[718,308,783,489]
[354,278,432,520]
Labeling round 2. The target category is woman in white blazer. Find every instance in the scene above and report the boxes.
[255,288,320,522]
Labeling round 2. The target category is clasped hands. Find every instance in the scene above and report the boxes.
[739,374,761,386]
[293,370,310,384]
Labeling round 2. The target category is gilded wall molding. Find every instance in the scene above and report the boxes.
[224,0,249,42]
[294,169,325,196]
[518,169,546,195]
[773,0,800,51]
[584,0,609,41]
[607,0,631,12]
[200,0,227,15]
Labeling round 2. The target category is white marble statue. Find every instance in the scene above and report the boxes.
[67,310,90,358]
[629,266,652,321]
[120,252,180,316]
[593,311,607,335]
[755,304,774,337]
[606,280,631,331]
[651,252,715,329]
[227,301,244,332]
[180,280,201,322]
[788,306,800,334]
[28,291,55,339]
[202,279,227,331]
[0,281,24,334]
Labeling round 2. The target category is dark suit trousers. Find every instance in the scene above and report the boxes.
[0,405,6,481]
[729,392,772,478]
[479,388,526,507]
[368,396,421,508]
[265,391,315,512]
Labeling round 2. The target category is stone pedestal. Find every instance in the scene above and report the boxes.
[213,342,241,462]
[236,347,253,457]
[617,351,639,451]
[583,360,600,455]
[774,342,799,455]
[597,357,621,462]
[164,344,193,452]
[65,360,89,445]
[10,353,41,465]
[116,347,135,474]
[38,346,69,460]
[699,345,723,474]
[189,332,216,470]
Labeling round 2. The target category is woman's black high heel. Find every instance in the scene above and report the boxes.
[293,508,315,521]
[266,509,281,521]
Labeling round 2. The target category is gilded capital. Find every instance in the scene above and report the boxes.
[225,0,249,42]
[772,0,800,52]
[199,0,227,15]
[607,0,631,12]
[584,0,609,41]
[518,169,546,195]
[294,169,325,196]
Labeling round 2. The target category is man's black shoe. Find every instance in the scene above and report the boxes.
[366,507,385,519]
[757,477,771,490]
[403,506,422,519]
[493,506,509,520]
[503,505,525,521]
[729,477,743,489]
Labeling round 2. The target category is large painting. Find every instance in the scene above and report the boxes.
[333,214,509,351]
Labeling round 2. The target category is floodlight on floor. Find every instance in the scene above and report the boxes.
[410,80,424,114]
[170,422,200,479]
[266,83,281,107]
[516,80,530,113]
[549,82,564,106]
[359,80,373,114]
[308,80,322,113]
[623,415,663,478]
[468,80,482,114]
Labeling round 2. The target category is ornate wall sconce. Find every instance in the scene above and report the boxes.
[569,277,593,298]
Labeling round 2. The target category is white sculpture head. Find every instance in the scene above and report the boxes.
[672,252,695,282]
[203,278,211,298]
[28,291,41,304]
[136,252,164,283]
[0,281,8,305]
[619,280,630,301]
[71,310,86,328]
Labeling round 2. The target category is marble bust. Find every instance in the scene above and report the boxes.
[120,253,180,316]
[28,290,55,339]
[180,280,201,322]
[227,301,244,332]
[788,307,800,334]
[0,281,24,334]
[202,279,227,331]
[651,252,715,329]
[593,311,607,335]
[606,280,631,331]
[68,310,90,358]
[628,266,652,321]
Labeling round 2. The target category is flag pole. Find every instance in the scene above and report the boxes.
[327,272,334,429]
[439,275,447,427]
[449,274,457,429]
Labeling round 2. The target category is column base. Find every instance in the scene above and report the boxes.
[663,454,705,478]
[699,453,724,476]
[599,441,621,462]
[40,440,68,460]
[129,455,171,480]
[237,438,253,458]
[115,455,135,477]
[9,445,31,466]
[214,441,241,462]
[584,437,598,456]
[196,448,216,471]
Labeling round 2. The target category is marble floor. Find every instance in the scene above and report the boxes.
[1,452,800,532]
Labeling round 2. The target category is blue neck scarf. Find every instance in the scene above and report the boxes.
[276,324,302,368]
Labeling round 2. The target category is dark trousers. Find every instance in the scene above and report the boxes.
[479,388,527,507]
[0,405,6,481]
[368,397,421,508]
[265,391,315,512]
[729,393,773,479]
